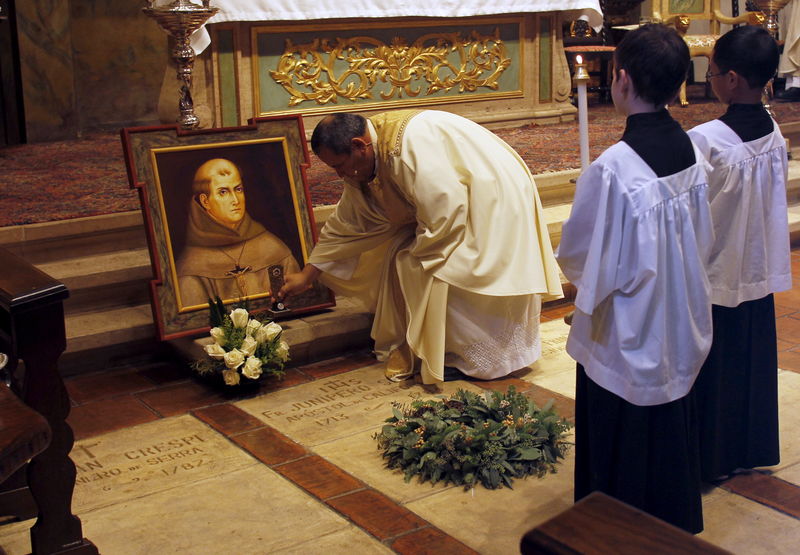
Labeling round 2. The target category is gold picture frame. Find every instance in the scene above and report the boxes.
[121,115,334,341]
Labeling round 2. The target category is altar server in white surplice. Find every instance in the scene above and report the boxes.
[278,109,563,384]
[556,24,713,534]
[688,26,791,483]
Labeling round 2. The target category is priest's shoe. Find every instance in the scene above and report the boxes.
[384,344,415,382]
[775,87,800,102]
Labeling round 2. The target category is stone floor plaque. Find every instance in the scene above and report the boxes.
[405,453,575,555]
[775,370,800,472]
[70,415,257,513]
[315,429,460,504]
[77,465,383,554]
[236,364,484,446]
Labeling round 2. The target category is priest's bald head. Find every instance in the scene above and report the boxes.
[192,158,246,231]
[311,113,375,183]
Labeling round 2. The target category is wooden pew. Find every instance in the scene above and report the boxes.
[0,376,51,483]
[0,246,97,554]
[521,491,730,554]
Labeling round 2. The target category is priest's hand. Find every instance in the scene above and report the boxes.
[277,264,321,300]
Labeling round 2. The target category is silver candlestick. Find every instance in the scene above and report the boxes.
[143,1,219,129]
[751,1,791,116]
[752,0,792,38]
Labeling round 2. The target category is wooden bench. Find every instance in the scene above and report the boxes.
[0,378,51,483]
[0,246,98,554]
[521,491,731,554]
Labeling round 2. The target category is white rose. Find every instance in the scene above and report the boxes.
[229,308,249,328]
[240,335,258,357]
[276,340,290,362]
[222,369,241,386]
[246,319,262,336]
[264,322,283,341]
[254,325,270,345]
[204,343,226,359]
[209,327,226,346]
[241,356,263,380]
[223,348,245,369]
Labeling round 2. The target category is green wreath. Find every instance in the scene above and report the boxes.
[374,386,573,490]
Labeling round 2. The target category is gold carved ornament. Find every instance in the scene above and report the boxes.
[269,29,511,107]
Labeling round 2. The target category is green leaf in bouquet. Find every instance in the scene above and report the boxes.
[208,296,227,328]
[514,447,542,461]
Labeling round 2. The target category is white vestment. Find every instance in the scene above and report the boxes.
[780,1,800,79]
[688,120,791,307]
[309,110,563,383]
[557,142,714,406]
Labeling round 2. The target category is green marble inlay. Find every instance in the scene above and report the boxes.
[216,29,238,127]
[256,21,522,113]
[539,18,552,103]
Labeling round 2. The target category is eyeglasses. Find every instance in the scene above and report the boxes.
[705,69,726,80]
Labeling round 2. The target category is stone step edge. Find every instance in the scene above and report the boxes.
[61,280,579,358]
[24,173,800,296]
[61,297,375,364]
[11,160,800,319]
[6,155,800,250]
[37,248,152,290]
[0,211,144,249]
[8,159,800,262]
[3,116,799,249]
[0,170,587,249]
[67,205,800,358]
[59,202,800,356]
[170,297,373,369]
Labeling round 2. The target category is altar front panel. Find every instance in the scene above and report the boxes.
[254,18,522,115]
[200,13,576,130]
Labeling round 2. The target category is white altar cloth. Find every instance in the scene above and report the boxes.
[179,0,604,53]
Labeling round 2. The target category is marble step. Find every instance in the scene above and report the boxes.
[36,248,152,314]
[789,159,800,204]
[59,297,375,375]
[22,175,581,319]
[65,304,155,354]
[170,296,373,371]
[0,211,147,265]
[5,152,798,270]
[59,303,162,375]
[11,157,800,373]
[780,121,800,158]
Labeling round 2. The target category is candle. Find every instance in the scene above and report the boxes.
[573,55,590,171]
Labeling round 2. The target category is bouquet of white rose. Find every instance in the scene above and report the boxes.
[192,298,289,386]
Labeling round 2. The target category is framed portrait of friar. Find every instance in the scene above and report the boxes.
[121,116,335,341]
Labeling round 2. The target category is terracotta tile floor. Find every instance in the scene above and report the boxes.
[777,251,800,373]
[3,256,800,553]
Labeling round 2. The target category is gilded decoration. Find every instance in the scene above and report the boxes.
[269,28,512,106]
[684,35,717,49]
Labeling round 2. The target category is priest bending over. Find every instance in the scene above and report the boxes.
[278,110,562,383]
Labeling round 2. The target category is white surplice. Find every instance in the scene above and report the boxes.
[309,110,563,383]
[688,120,791,307]
[557,142,714,406]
